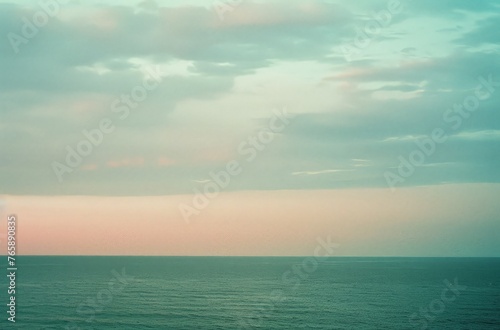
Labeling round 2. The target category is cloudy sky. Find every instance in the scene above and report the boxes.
[0,0,499,255]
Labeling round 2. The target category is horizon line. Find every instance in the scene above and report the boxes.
[3,255,500,258]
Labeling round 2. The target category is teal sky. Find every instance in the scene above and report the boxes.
[0,0,499,196]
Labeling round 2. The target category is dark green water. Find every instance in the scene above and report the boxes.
[1,257,499,329]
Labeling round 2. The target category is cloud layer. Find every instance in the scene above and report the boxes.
[0,0,499,195]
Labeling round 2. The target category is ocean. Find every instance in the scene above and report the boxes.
[1,257,499,329]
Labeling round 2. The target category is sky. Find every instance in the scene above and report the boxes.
[0,0,499,256]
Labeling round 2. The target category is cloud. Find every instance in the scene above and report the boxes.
[456,15,500,47]
[0,0,499,194]
[452,130,500,140]
[292,169,353,176]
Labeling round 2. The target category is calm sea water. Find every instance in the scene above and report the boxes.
[1,257,499,329]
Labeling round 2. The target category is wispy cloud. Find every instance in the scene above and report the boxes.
[452,130,500,140]
[292,169,354,176]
